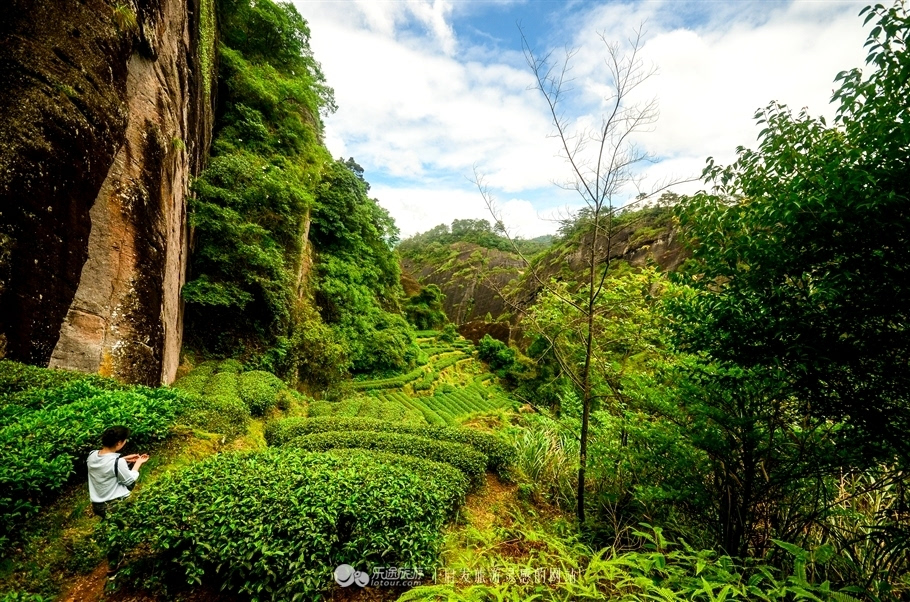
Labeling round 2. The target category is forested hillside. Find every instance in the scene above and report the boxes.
[1,0,908,601]
[399,200,686,331]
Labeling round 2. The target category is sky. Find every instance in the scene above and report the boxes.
[288,0,871,239]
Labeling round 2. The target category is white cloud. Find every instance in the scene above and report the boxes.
[291,0,874,237]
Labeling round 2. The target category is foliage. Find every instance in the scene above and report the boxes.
[405,284,448,331]
[237,369,285,415]
[440,323,458,343]
[670,1,910,457]
[0,361,187,549]
[310,158,416,374]
[107,449,463,600]
[398,525,863,601]
[282,431,488,485]
[178,392,251,441]
[307,396,425,423]
[476,334,516,374]
[658,1,910,560]
[265,416,514,474]
[398,219,553,257]
[171,359,267,438]
[0,359,121,397]
[183,0,337,373]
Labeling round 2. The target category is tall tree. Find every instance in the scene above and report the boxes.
[479,27,689,524]
[672,1,910,457]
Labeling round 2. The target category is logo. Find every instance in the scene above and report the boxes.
[334,564,370,587]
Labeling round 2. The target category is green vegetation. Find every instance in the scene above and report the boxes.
[399,218,553,257]
[405,284,448,330]
[265,416,514,474]
[106,449,467,601]
[3,2,907,601]
[0,361,186,550]
[307,396,424,422]
[283,431,488,485]
[183,0,415,383]
[402,522,863,602]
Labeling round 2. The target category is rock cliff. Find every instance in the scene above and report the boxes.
[0,0,214,385]
[402,210,688,334]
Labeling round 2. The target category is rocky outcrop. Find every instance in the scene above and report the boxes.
[401,243,524,325]
[402,214,688,337]
[0,0,214,385]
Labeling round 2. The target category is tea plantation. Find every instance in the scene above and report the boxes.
[352,334,515,425]
[97,333,518,600]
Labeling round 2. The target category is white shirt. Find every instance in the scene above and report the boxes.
[86,450,139,503]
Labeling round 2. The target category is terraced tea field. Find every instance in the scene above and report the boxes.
[341,333,515,425]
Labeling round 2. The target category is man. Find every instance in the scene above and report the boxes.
[87,425,149,517]
[86,425,149,575]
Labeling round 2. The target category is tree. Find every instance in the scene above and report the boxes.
[478,26,689,524]
[665,1,910,556]
[672,1,910,458]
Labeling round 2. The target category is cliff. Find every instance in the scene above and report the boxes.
[401,207,688,335]
[401,242,525,324]
[0,0,215,385]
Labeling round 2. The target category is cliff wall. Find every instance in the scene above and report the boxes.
[402,212,688,332]
[0,0,214,385]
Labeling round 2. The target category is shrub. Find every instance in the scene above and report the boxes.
[177,392,250,441]
[324,449,469,516]
[476,334,515,373]
[237,370,285,415]
[0,388,183,546]
[107,449,461,601]
[170,361,218,395]
[0,360,119,396]
[214,359,244,374]
[203,371,240,400]
[282,430,487,485]
[265,416,514,474]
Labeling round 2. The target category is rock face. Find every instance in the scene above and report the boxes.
[402,215,688,337]
[0,0,214,385]
[401,243,525,325]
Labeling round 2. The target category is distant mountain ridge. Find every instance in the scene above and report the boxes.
[400,207,688,336]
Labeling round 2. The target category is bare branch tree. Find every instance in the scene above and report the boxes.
[476,25,695,525]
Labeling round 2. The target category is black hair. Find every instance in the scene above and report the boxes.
[101,425,130,448]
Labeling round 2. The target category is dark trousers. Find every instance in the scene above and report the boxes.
[92,498,125,569]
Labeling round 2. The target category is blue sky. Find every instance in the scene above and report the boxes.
[290,0,869,238]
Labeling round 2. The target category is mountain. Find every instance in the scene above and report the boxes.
[400,206,688,340]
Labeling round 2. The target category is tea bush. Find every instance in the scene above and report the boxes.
[178,392,250,440]
[237,370,285,415]
[282,431,487,485]
[0,360,119,396]
[325,449,469,516]
[170,361,219,395]
[0,387,183,546]
[107,449,462,601]
[265,416,514,473]
[307,397,424,423]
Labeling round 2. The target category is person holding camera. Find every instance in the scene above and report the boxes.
[86,425,149,519]
[87,425,150,576]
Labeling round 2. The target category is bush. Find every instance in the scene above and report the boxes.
[0,360,119,396]
[170,361,218,395]
[324,449,469,516]
[237,370,285,415]
[203,371,240,401]
[282,430,487,485]
[107,449,462,601]
[265,416,514,474]
[178,393,250,441]
[214,359,244,374]
[476,334,516,373]
[0,387,183,546]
